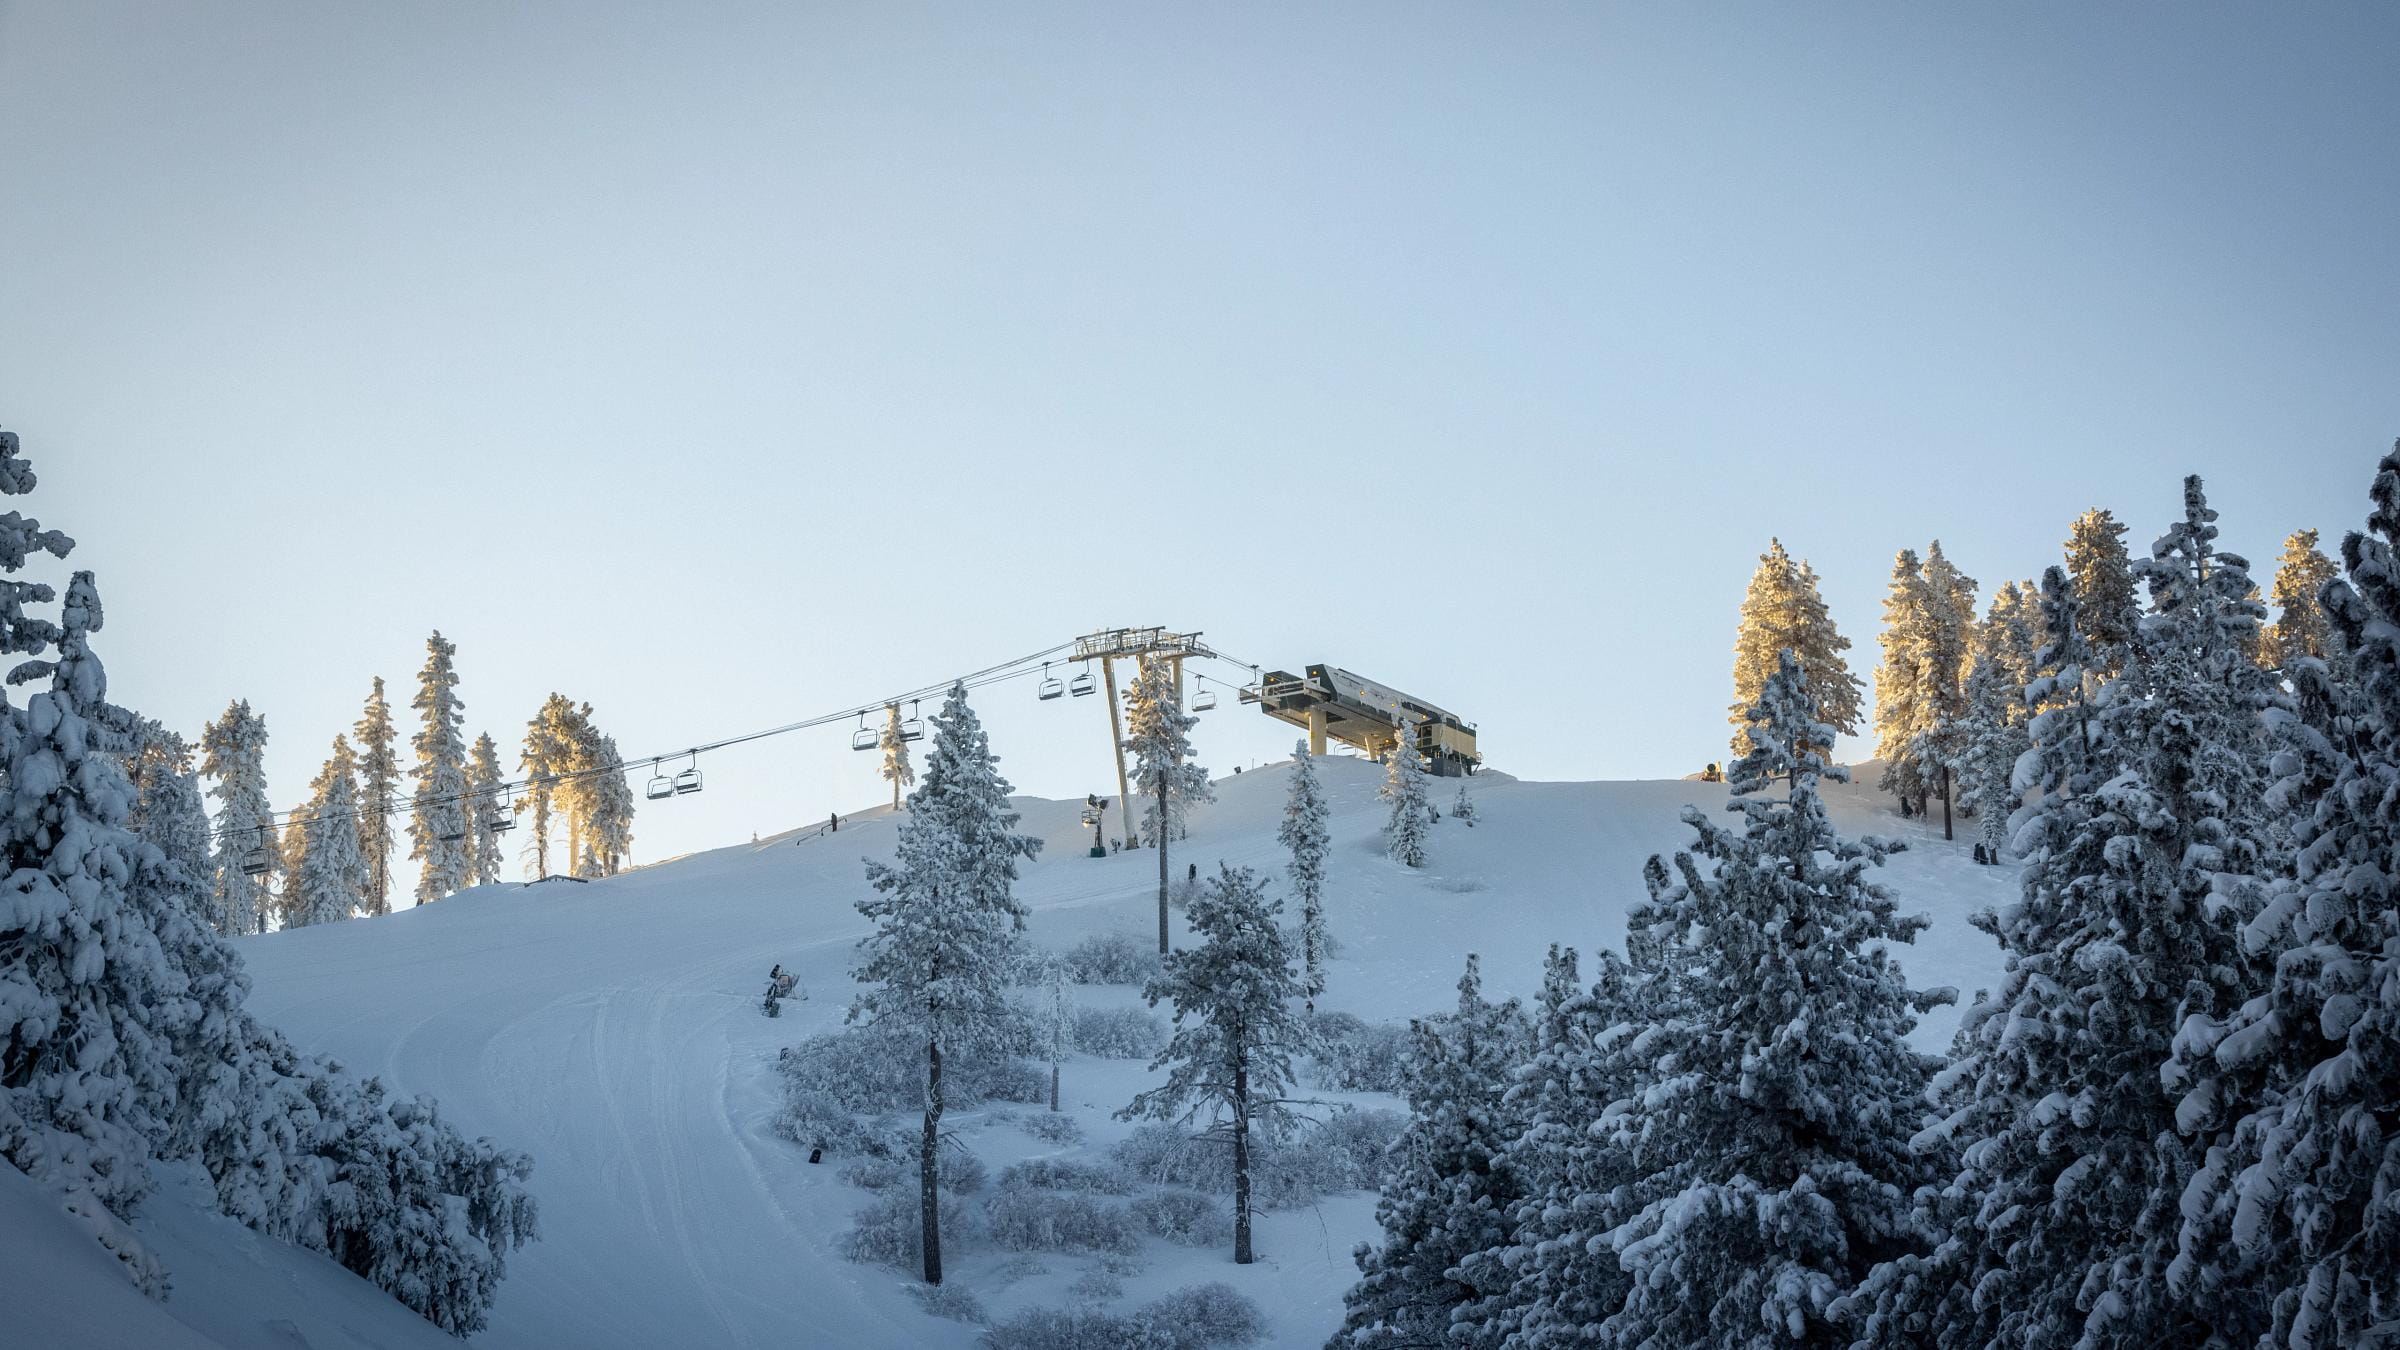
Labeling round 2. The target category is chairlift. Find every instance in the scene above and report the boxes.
[646,762,676,799]
[851,713,878,752]
[673,754,703,795]
[489,792,517,833]
[1068,668,1096,698]
[238,830,272,877]
[898,700,925,743]
[1192,681,1218,713]
[1079,809,1100,827]
[1037,662,1064,702]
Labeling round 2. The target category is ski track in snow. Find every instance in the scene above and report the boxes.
[235,758,2015,1349]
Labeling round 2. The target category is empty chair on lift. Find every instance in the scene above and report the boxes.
[238,838,272,876]
[851,714,878,752]
[898,700,925,742]
[1037,663,1064,701]
[1068,669,1096,697]
[646,764,676,799]
[489,797,517,833]
[673,761,703,795]
[1192,683,1218,712]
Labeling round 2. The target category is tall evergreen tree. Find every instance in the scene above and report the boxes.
[1602,651,1946,1346]
[879,702,914,811]
[126,720,211,890]
[2166,447,2400,1348]
[287,737,368,927]
[1278,740,1332,1012]
[1381,730,1430,868]
[850,684,1040,1285]
[1124,657,1210,953]
[1121,863,1312,1266]
[466,732,506,888]
[575,727,635,877]
[1873,547,1937,814]
[1729,539,1862,756]
[2068,506,2143,671]
[2258,526,2341,671]
[407,631,470,904]
[351,677,398,917]
[519,692,577,880]
[1337,955,1529,1348]
[200,698,275,935]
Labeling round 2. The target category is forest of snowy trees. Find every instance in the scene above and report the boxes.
[1331,448,2400,1349]
[0,430,540,1333]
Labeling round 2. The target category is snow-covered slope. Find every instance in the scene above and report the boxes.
[77,757,2009,1350]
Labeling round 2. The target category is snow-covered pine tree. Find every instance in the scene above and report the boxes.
[1863,526,2264,1348]
[1381,729,1430,867]
[1277,740,1331,1012]
[407,631,470,904]
[2069,506,2143,672]
[1915,541,1980,837]
[519,692,577,879]
[879,702,914,812]
[2258,526,2341,672]
[1953,649,2025,863]
[1602,650,1948,1347]
[286,737,368,927]
[351,676,399,916]
[467,731,505,887]
[126,720,212,890]
[1874,547,1935,814]
[1119,863,1311,1266]
[1730,538,1863,756]
[2164,446,2400,1348]
[1450,783,1475,826]
[1123,657,1211,953]
[1337,954,1529,1348]
[577,728,634,876]
[1037,957,1071,1113]
[200,698,276,935]
[850,683,1040,1285]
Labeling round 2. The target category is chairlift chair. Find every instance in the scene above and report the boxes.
[489,793,517,833]
[1037,663,1064,702]
[1080,809,1100,827]
[1067,669,1096,698]
[646,765,676,799]
[239,844,272,877]
[673,765,703,795]
[1192,682,1218,712]
[897,700,924,742]
[851,713,878,752]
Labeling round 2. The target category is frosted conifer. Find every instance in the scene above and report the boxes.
[287,737,367,927]
[1124,657,1211,953]
[1381,730,1430,868]
[200,698,276,935]
[406,631,470,904]
[1120,863,1312,1265]
[1729,539,1862,756]
[851,684,1040,1285]
[519,692,577,879]
[576,727,635,876]
[879,703,914,811]
[1337,955,1529,1348]
[1277,740,1331,1011]
[351,677,398,916]
[2258,526,2341,671]
[467,732,506,887]
[1602,651,1945,1346]
[2068,506,2143,670]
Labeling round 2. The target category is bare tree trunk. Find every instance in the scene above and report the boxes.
[921,1037,943,1285]
[1049,1060,1060,1113]
[1156,769,1171,955]
[1232,1054,1253,1265]
[1940,765,1954,841]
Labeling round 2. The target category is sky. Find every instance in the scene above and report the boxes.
[1,3,2394,887]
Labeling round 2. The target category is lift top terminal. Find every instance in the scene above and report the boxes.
[1240,665,1479,776]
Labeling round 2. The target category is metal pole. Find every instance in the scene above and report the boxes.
[1103,656,1133,852]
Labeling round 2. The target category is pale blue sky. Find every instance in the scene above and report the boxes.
[1,3,2391,877]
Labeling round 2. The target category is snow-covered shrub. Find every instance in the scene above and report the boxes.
[987,1183,1140,1255]
[979,1285,1264,1350]
[1108,1123,1357,1210]
[777,1025,1045,1118]
[1069,1266,1122,1304]
[842,1145,987,1195]
[1311,1107,1407,1190]
[912,1283,990,1325]
[1009,1111,1085,1145]
[1129,1283,1265,1349]
[1300,1012,1408,1093]
[997,1157,1133,1195]
[1059,932,1162,986]
[771,1088,908,1158]
[993,1254,1049,1283]
[844,1190,980,1270]
[1071,1005,1166,1058]
[1131,1189,1230,1247]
